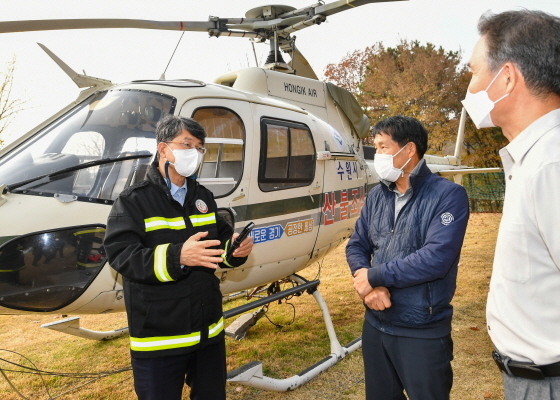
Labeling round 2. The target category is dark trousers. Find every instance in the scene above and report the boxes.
[362,320,453,400]
[131,339,227,400]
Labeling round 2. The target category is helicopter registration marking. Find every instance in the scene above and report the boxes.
[285,219,314,237]
[250,224,284,244]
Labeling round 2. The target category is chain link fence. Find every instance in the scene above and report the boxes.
[462,172,505,213]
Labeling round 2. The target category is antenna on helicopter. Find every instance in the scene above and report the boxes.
[160,31,186,80]
[250,41,259,67]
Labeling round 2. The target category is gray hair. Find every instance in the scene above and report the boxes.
[478,9,560,98]
[155,114,206,145]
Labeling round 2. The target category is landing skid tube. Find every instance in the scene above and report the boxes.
[41,317,129,340]
[226,274,362,392]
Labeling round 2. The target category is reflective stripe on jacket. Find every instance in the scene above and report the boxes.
[104,162,246,358]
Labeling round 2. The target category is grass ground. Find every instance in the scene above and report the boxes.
[0,213,502,399]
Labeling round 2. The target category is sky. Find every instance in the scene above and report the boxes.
[1,0,560,144]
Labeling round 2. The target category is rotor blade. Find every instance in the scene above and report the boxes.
[0,19,215,34]
[277,6,316,18]
[314,0,407,17]
[279,15,326,37]
[289,47,318,80]
[227,15,306,31]
[277,0,406,37]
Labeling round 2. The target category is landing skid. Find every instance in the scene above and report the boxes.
[226,274,362,392]
[41,275,362,392]
[41,316,129,340]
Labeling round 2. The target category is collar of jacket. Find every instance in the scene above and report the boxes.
[146,159,200,207]
[380,159,432,195]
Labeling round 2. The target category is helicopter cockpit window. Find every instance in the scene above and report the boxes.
[259,119,316,191]
[0,90,176,203]
[191,107,245,197]
[60,131,105,195]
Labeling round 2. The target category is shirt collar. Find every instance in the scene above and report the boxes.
[503,108,560,164]
[169,179,187,196]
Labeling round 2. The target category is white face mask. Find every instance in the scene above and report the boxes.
[461,66,509,129]
[167,146,202,177]
[373,143,412,182]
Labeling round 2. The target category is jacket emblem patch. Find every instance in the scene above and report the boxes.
[441,212,454,225]
[196,199,208,213]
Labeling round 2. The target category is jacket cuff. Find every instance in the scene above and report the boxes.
[367,267,384,288]
[219,254,248,269]
[167,243,184,278]
[218,239,248,269]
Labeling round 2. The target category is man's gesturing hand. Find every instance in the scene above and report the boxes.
[364,287,392,310]
[353,268,374,300]
[180,231,224,269]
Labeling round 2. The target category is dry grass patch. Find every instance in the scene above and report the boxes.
[450,213,503,400]
[0,313,134,399]
[0,213,503,399]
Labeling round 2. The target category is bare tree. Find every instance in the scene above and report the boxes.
[0,57,25,147]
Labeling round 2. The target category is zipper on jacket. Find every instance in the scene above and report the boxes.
[427,282,433,314]
[377,310,385,332]
[386,229,395,251]
[386,187,414,252]
[385,193,400,253]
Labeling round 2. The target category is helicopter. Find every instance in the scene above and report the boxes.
[0,0,500,392]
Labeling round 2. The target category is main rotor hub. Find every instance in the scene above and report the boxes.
[245,5,296,20]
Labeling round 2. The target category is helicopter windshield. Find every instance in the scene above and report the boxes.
[0,90,176,202]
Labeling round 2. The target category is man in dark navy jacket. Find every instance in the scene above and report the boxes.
[346,116,469,400]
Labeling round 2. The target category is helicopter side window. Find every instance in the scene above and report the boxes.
[362,145,376,160]
[259,119,316,192]
[192,107,245,198]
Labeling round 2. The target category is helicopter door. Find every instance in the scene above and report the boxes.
[243,104,324,281]
[179,98,252,216]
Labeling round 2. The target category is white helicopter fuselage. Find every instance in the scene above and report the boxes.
[0,67,375,315]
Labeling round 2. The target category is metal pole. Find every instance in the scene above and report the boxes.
[454,107,467,163]
[274,31,278,64]
[251,41,259,66]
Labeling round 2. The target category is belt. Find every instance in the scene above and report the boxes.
[492,350,560,380]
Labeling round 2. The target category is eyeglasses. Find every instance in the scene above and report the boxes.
[165,141,207,155]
